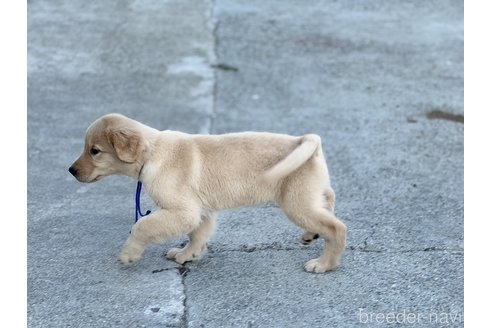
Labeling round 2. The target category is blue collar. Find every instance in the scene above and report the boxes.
[135,180,151,222]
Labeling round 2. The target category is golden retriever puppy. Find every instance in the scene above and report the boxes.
[69,113,346,273]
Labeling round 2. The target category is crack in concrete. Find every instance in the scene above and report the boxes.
[208,244,463,255]
[179,1,218,326]
[209,245,301,253]
[180,270,189,328]
[347,245,463,254]
[147,266,190,327]
[209,0,218,135]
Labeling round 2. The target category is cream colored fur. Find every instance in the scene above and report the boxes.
[69,113,346,273]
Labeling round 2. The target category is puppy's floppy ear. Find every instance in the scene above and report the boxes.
[106,128,142,163]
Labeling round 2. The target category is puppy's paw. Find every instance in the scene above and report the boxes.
[304,258,336,273]
[300,232,319,245]
[166,246,205,264]
[119,242,144,265]
[166,247,184,260]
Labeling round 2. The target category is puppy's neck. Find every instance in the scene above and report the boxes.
[137,163,145,181]
[129,129,159,180]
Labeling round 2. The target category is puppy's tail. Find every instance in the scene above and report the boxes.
[261,134,321,183]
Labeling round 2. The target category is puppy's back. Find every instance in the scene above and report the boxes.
[192,132,300,208]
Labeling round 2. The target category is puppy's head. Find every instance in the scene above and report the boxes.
[69,113,148,183]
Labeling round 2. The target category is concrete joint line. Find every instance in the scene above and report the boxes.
[348,246,463,254]
[210,0,218,134]
[178,2,217,327]
[209,246,301,254]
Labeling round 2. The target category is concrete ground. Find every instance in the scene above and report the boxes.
[28,0,463,327]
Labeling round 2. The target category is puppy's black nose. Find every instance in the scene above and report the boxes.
[68,166,78,176]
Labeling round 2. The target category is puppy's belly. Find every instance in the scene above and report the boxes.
[199,184,274,211]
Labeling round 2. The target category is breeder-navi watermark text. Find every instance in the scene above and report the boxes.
[358,309,463,325]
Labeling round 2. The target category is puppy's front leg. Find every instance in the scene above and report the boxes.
[119,207,201,265]
[166,214,216,264]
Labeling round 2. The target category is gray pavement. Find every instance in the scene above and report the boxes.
[28,0,463,327]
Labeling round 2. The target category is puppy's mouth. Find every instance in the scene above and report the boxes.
[90,175,103,183]
[75,174,102,183]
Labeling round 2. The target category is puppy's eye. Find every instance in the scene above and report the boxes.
[90,147,100,156]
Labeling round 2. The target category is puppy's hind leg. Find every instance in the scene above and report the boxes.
[323,186,336,213]
[280,187,346,273]
[299,187,335,245]
[166,214,216,264]
[302,209,346,273]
